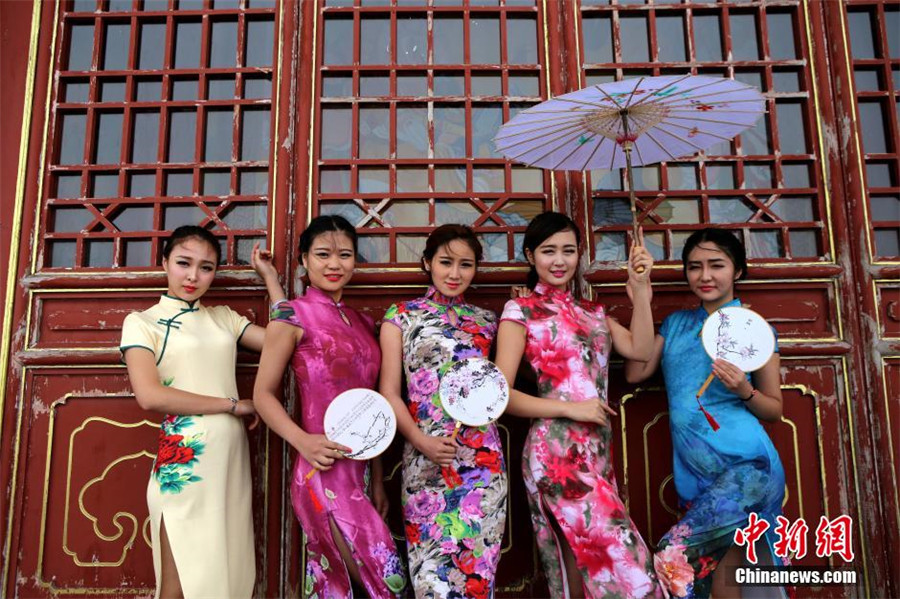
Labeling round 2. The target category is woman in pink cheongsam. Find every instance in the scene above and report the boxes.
[494,212,663,599]
[253,215,405,599]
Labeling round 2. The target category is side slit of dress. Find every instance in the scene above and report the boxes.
[326,514,360,589]
[539,494,581,599]
[157,513,185,599]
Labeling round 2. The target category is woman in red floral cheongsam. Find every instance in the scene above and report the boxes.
[495,212,664,599]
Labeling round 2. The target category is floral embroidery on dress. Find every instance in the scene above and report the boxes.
[278,289,405,599]
[501,283,663,599]
[653,301,789,599]
[385,287,507,598]
[153,415,205,494]
[372,541,407,593]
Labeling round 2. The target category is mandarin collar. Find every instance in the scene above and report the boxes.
[697,297,742,317]
[533,282,573,303]
[425,286,464,307]
[159,293,201,311]
[305,285,344,308]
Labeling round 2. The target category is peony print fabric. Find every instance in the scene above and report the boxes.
[383,287,508,599]
[273,287,406,599]
[501,283,664,599]
[653,299,789,599]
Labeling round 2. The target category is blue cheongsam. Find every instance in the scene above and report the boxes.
[652,298,789,599]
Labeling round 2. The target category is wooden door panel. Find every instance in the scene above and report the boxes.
[599,282,844,342]
[875,282,900,340]
[14,368,156,596]
[27,290,268,351]
[607,358,863,598]
[10,365,270,598]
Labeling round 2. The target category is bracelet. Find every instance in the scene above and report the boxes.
[228,397,239,414]
[270,298,288,311]
[741,388,758,402]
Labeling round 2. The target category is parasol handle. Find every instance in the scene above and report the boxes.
[620,112,645,274]
[305,467,319,482]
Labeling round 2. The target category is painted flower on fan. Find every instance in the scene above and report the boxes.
[654,544,695,598]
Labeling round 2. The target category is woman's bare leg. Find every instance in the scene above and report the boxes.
[329,517,365,589]
[158,518,184,599]
[543,499,585,599]
[711,545,743,599]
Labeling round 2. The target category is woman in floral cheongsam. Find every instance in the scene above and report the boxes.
[495,212,663,599]
[625,228,787,599]
[254,215,405,599]
[380,225,508,599]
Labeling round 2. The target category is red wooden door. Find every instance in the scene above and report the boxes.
[0,0,292,596]
[0,0,897,598]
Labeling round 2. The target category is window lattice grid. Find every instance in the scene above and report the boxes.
[317,0,549,265]
[846,0,900,259]
[579,0,825,264]
[44,0,278,270]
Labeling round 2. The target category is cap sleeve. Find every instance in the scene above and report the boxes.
[382,303,406,331]
[771,324,780,353]
[119,313,159,359]
[211,305,252,341]
[500,299,526,327]
[659,313,673,339]
[271,300,303,329]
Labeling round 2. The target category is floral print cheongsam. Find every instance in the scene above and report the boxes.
[120,295,255,599]
[272,286,406,599]
[501,283,663,599]
[652,299,788,599]
[384,287,508,599]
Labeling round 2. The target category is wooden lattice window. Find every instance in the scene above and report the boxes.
[846,0,900,259]
[43,0,278,270]
[579,0,825,264]
[315,0,550,265]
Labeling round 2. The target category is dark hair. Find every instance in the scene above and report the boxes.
[681,228,748,280]
[522,212,582,290]
[421,224,483,278]
[299,215,358,255]
[162,225,221,265]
